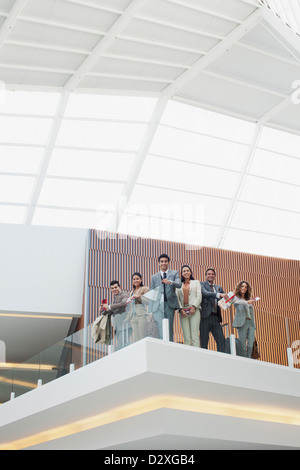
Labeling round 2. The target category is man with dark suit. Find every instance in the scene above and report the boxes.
[200,268,227,352]
[149,254,181,341]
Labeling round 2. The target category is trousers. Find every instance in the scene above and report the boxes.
[152,302,175,341]
[200,314,225,352]
[180,309,200,347]
[237,321,255,358]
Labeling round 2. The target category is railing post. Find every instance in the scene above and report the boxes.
[37,379,43,387]
[230,334,236,356]
[162,318,169,342]
[287,348,294,368]
[69,364,75,373]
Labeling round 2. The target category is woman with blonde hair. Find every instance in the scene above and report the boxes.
[232,280,257,358]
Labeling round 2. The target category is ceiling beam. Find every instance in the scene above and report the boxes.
[163,8,262,98]
[135,13,223,41]
[215,86,300,248]
[18,14,107,36]
[163,0,244,25]
[259,88,300,123]
[236,41,300,68]
[23,0,149,225]
[64,0,149,92]
[259,5,300,62]
[23,91,71,225]
[0,0,28,48]
[216,122,263,249]
[111,7,263,232]
[202,70,286,98]
[111,93,169,232]
[63,0,123,15]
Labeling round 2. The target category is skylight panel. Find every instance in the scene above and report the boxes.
[261,0,300,35]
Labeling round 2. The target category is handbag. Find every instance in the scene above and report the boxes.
[251,338,260,360]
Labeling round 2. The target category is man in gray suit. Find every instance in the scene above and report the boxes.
[102,280,131,350]
[149,254,181,341]
[200,268,227,352]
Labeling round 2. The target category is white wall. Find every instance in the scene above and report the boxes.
[0,224,88,317]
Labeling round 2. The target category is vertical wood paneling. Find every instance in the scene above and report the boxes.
[85,229,300,367]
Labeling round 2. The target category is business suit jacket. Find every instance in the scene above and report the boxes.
[149,270,181,312]
[200,281,225,321]
[232,299,256,329]
[176,280,202,310]
[127,286,149,318]
[109,290,130,331]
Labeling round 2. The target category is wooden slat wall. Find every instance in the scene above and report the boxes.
[83,229,300,367]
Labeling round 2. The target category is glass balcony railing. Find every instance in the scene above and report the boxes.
[0,286,299,405]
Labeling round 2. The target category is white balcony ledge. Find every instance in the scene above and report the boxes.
[0,337,299,450]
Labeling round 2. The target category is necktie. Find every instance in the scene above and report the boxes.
[210,283,217,312]
[162,272,167,301]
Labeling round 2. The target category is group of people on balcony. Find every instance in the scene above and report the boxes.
[100,253,258,358]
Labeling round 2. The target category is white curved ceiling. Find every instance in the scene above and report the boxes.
[261,0,300,36]
[0,0,299,260]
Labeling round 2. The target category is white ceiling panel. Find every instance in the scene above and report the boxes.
[12,69,71,87]
[138,0,240,37]
[173,0,259,20]
[261,0,300,36]
[0,204,27,223]
[0,115,53,144]
[118,212,214,246]
[64,93,157,120]
[148,128,249,171]
[176,72,282,120]
[127,184,230,227]
[0,0,15,13]
[0,0,299,136]
[222,228,300,260]
[160,100,256,142]
[0,16,6,28]
[136,154,240,198]
[0,0,299,261]
[0,145,43,173]
[8,19,102,51]
[0,44,87,71]
[32,206,101,229]
[105,38,199,67]
[21,0,119,32]
[77,75,168,92]
[122,18,220,52]
[0,66,72,87]
[56,120,148,150]
[0,89,60,114]
[258,126,300,156]
[239,22,300,62]
[230,201,300,240]
[47,148,136,180]
[268,103,300,134]
[0,175,35,203]
[38,179,125,210]
[90,56,184,82]
[207,43,300,95]
[240,175,300,213]
[73,0,131,10]
[249,148,300,186]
